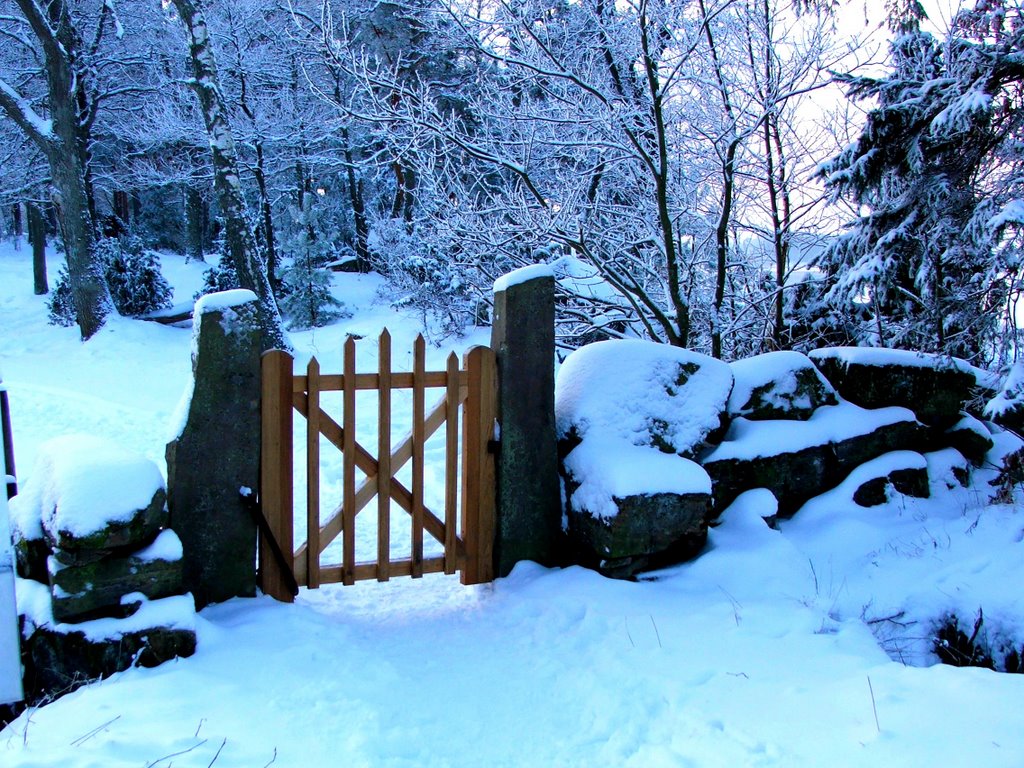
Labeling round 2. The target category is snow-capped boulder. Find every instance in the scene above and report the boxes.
[556,339,733,458]
[984,362,1024,435]
[847,451,930,507]
[49,530,184,623]
[561,441,712,578]
[945,414,994,466]
[702,402,928,515]
[17,435,167,557]
[728,351,837,421]
[17,579,196,701]
[555,340,731,577]
[809,347,984,428]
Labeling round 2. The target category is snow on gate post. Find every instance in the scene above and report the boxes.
[491,265,562,576]
[165,290,262,608]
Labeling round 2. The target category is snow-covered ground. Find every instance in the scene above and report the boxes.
[1,241,1023,766]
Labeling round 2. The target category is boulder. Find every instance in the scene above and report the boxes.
[566,492,711,579]
[703,443,831,518]
[848,451,930,507]
[166,290,261,607]
[701,402,928,515]
[728,351,837,421]
[984,361,1024,435]
[561,441,713,579]
[49,530,185,623]
[810,347,983,428]
[17,435,167,556]
[556,339,733,459]
[945,414,994,466]
[18,589,196,702]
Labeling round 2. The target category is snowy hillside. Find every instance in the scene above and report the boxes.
[1,242,1023,767]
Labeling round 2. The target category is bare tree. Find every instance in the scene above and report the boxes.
[0,0,114,338]
[169,0,287,350]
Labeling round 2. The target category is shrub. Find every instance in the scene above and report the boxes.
[46,264,76,327]
[103,236,172,317]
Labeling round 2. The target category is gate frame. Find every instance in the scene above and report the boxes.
[258,336,497,601]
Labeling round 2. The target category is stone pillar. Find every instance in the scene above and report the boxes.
[491,266,561,576]
[166,290,262,607]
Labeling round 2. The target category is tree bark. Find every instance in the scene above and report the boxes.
[171,0,287,351]
[28,203,48,295]
[0,0,111,339]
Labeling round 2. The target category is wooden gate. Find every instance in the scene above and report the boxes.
[258,331,497,602]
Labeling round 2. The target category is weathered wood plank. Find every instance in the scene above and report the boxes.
[294,371,449,392]
[444,352,460,575]
[377,330,392,582]
[412,335,426,578]
[318,557,448,584]
[259,350,295,602]
[342,337,357,586]
[306,357,321,590]
[461,346,497,585]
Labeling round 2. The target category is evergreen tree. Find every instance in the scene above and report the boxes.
[815,1,1024,365]
[280,198,346,330]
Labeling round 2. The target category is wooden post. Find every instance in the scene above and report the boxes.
[260,350,295,602]
[305,357,321,589]
[461,346,498,585]
[342,337,357,586]
[411,335,426,577]
[443,353,460,575]
[377,330,392,581]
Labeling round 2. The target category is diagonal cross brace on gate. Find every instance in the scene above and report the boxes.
[259,331,497,601]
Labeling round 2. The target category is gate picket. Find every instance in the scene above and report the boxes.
[258,331,496,601]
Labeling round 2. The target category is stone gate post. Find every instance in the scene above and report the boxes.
[491,266,561,576]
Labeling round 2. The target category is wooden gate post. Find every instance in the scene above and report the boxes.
[461,346,498,585]
[260,349,295,602]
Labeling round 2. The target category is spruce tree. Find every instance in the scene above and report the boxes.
[814,1,1024,365]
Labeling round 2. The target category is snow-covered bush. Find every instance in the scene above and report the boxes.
[102,236,173,317]
[280,260,347,330]
[279,199,348,330]
[194,258,239,301]
[46,237,172,325]
[46,263,77,327]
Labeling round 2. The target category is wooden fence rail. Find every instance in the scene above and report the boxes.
[259,332,496,601]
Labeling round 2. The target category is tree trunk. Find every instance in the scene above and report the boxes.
[184,183,206,262]
[0,0,110,339]
[171,0,287,351]
[28,203,47,295]
[12,204,22,249]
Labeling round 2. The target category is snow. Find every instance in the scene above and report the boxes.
[492,263,555,293]
[809,345,986,380]
[562,438,710,519]
[15,435,164,542]
[704,401,917,462]
[135,529,183,563]
[556,339,733,454]
[2,242,1024,766]
[728,350,834,418]
[193,288,256,315]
